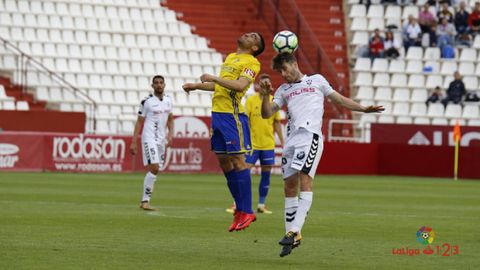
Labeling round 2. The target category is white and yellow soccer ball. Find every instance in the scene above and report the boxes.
[272,30,298,54]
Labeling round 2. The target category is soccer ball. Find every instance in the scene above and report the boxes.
[273,30,298,54]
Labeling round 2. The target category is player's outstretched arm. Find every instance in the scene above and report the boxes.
[182,82,215,93]
[130,116,145,155]
[328,92,384,113]
[200,73,250,92]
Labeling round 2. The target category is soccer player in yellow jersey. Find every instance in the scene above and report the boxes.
[182,32,265,232]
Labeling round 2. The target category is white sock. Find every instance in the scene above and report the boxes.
[284,197,299,233]
[142,172,157,202]
[290,192,313,233]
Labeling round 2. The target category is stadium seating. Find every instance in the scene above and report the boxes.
[0,0,222,134]
[348,2,480,131]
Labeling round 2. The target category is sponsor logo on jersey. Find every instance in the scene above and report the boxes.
[296,151,305,159]
[243,68,256,78]
[285,87,316,100]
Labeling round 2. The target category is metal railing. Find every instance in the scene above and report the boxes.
[253,0,353,122]
[0,36,96,133]
[257,0,345,92]
[328,119,366,142]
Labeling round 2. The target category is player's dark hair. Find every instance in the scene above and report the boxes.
[152,75,165,84]
[253,32,265,57]
[258,73,270,80]
[272,52,297,71]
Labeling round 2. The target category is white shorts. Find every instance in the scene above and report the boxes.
[142,140,166,166]
[281,128,323,179]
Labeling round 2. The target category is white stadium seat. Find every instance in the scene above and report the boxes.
[427,103,445,118]
[444,104,462,121]
[374,87,392,101]
[462,104,479,119]
[388,59,405,73]
[354,58,371,72]
[355,86,374,100]
[371,58,389,73]
[411,89,428,103]
[392,88,410,102]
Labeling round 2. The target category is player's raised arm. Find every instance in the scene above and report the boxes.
[259,79,280,118]
[182,82,215,93]
[200,73,251,92]
[328,91,384,113]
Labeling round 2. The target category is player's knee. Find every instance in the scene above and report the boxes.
[261,165,272,172]
[217,155,234,172]
[284,185,297,197]
[148,165,160,175]
[231,155,247,171]
[284,179,298,196]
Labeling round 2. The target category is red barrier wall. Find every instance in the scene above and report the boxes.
[0,132,220,174]
[1,127,479,179]
[0,110,85,133]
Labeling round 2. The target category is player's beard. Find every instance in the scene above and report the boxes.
[237,37,247,50]
[154,88,164,97]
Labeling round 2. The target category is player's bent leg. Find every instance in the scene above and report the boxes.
[140,164,159,211]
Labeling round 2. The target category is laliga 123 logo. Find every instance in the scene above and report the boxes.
[416,226,435,245]
[392,226,460,257]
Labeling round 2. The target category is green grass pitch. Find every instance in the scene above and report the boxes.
[0,172,479,270]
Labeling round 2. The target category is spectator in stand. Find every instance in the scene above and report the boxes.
[384,31,401,58]
[437,2,454,23]
[437,2,453,23]
[369,35,385,59]
[403,16,422,50]
[468,2,480,35]
[442,71,466,107]
[454,1,470,35]
[419,3,437,33]
[426,86,444,105]
[437,18,457,50]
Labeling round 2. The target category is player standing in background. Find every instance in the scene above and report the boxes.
[182,32,265,232]
[130,75,174,211]
[227,73,284,214]
[260,53,384,257]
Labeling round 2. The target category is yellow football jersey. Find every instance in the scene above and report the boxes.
[212,53,261,113]
[245,93,281,150]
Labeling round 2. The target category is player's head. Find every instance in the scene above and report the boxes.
[151,75,165,95]
[238,32,265,57]
[272,53,301,83]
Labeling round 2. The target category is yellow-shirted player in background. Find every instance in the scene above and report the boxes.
[227,73,284,214]
[183,32,265,232]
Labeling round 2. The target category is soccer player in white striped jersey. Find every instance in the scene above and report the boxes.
[260,53,384,257]
[130,75,174,211]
